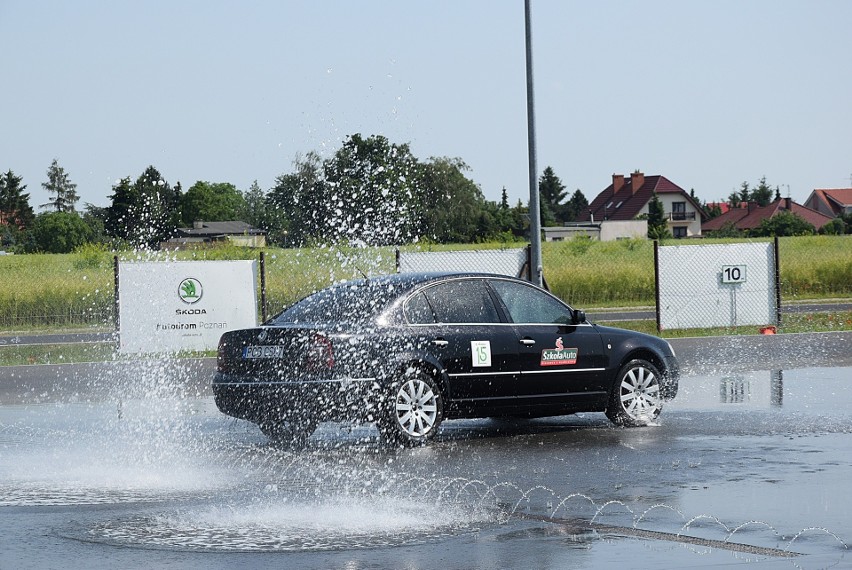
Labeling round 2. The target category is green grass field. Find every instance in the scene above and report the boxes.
[1,235,850,332]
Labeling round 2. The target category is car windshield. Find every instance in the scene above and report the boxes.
[271,279,409,325]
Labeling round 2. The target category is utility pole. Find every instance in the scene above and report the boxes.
[525,0,543,286]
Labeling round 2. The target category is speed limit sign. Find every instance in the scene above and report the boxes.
[721,265,747,284]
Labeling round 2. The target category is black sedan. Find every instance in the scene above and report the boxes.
[213,272,678,445]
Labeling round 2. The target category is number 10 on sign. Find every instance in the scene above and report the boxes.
[721,265,747,284]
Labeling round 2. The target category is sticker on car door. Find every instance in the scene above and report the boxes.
[540,337,578,366]
[471,340,492,367]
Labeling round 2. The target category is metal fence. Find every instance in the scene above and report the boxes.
[655,238,781,331]
[396,247,532,279]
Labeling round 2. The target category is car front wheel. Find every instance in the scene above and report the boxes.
[380,369,444,445]
[606,359,663,426]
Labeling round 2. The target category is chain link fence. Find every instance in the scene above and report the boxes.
[396,247,531,278]
[0,252,115,330]
[655,239,780,331]
[3,237,851,333]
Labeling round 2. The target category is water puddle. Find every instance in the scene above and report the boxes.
[0,366,849,566]
[85,497,495,552]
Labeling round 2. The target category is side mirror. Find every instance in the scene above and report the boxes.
[573,309,587,324]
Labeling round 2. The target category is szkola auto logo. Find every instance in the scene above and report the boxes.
[540,336,578,366]
[178,278,203,304]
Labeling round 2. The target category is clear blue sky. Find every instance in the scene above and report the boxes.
[2,0,851,210]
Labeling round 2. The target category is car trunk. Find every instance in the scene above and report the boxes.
[216,325,337,381]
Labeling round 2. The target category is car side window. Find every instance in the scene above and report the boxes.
[489,279,573,325]
[422,279,502,324]
[404,291,436,324]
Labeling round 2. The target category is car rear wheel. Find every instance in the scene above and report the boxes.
[606,359,663,426]
[380,369,444,445]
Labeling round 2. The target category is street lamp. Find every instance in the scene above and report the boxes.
[525,0,543,286]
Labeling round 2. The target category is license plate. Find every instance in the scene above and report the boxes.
[242,345,284,359]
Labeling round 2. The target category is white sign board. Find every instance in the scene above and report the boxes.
[658,242,776,330]
[119,260,257,353]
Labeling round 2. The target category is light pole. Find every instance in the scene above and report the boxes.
[525,0,543,286]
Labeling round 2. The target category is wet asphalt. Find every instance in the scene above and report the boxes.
[0,332,850,569]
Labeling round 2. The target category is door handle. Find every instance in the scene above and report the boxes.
[432,339,449,347]
[519,338,536,346]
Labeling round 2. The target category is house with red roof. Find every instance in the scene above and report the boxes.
[575,171,706,238]
[803,188,852,218]
[702,197,834,233]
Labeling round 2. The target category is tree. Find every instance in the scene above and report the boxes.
[728,177,777,208]
[538,167,567,224]
[820,218,846,235]
[753,211,815,237]
[508,199,530,239]
[82,203,108,244]
[180,181,245,225]
[237,180,283,240]
[104,176,137,243]
[704,201,723,219]
[750,176,776,207]
[646,193,671,240]
[267,152,325,246]
[563,189,589,222]
[728,182,751,208]
[40,159,79,212]
[28,211,92,253]
[322,133,421,245]
[0,170,35,229]
[418,157,492,243]
[104,166,180,248]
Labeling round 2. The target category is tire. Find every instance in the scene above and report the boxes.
[606,359,663,426]
[379,369,444,445]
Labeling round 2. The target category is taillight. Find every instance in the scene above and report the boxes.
[305,334,335,371]
[216,336,227,372]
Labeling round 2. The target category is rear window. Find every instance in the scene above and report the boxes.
[421,279,501,324]
[272,280,407,325]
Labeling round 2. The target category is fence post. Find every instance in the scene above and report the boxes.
[654,240,661,333]
[113,255,120,335]
[395,248,401,273]
[774,236,782,326]
[260,251,267,323]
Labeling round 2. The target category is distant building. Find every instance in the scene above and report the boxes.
[702,198,834,233]
[803,188,852,218]
[543,220,647,242]
[162,221,267,249]
[576,172,706,238]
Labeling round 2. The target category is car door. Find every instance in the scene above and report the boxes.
[488,278,608,403]
[405,278,520,403]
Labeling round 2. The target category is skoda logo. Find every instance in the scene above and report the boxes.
[178,278,203,304]
[258,329,268,342]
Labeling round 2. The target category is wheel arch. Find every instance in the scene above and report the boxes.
[619,348,667,376]
[382,351,449,396]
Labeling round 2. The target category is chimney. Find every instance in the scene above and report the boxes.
[785,197,792,210]
[630,171,645,194]
[612,174,625,193]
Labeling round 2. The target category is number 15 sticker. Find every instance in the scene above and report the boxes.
[471,340,492,367]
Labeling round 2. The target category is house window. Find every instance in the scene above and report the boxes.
[673,227,687,238]
[672,202,687,220]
